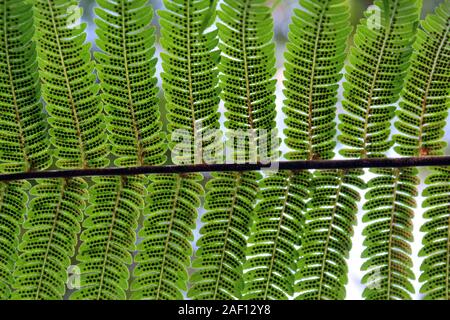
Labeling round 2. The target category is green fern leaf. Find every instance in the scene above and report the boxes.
[243,171,309,300]
[297,169,365,300]
[394,0,450,157]
[131,173,203,299]
[34,0,108,169]
[0,181,29,299]
[160,0,222,165]
[94,0,166,167]
[188,172,260,300]
[283,0,351,161]
[12,178,87,299]
[361,167,419,299]
[420,167,450,300]
[280,0,356,300]
[338,0,421,159]
[0,0,51,173]
[70,176,144,300]
[218,0,279,162]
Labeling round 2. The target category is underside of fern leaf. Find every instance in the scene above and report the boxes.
[95,0,166,167]
[281,0,355,300]
[131,174,203,299]
[420,167,450,300]
[34,0,108,169]
[243,171,309,299]
[0,0,50,173]
[161,0,222,165]
[188,172,260,300]
[12,178,87,299]
[0,181,29,299]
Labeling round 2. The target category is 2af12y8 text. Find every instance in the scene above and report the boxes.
[178,304,271,318]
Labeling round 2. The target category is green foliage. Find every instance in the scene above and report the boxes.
[362,167,419,299]
[420,167,450,300]
[95,0,166,167]
[339,0,421,159]
[394,1,450,157]
[283,0,351,161]
[297,169,365,299]
[71,176,144,300]
[188,172,260,300]
[243,171,309,299]
[0,181,29,299]
[218,0,279,162]
[0,0,50,173]
[0,0,449,302]
[131,173,203,300]
[34,0,108,169]
[160,0,222,165]
[12,178,87,299]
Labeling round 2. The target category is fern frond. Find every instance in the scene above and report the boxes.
[218,0,279,162]
[95,0,166,167]
[283,0,351,161]
[0,181,29,299]
[70,176,144,300]
[242,171,309,300]
[338,0,421,159]
[0,0,50,172]
[188,172,260,300]
[420,167,450,300]
[296,169,365,300]
[160,0,222,165]
[131,174,203,299]
[394,0,450,157]
[361,167,419,300]
[12,178,87,299]
[34,0,108,169]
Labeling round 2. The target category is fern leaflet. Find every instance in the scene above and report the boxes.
[12,178,87,299]
[188,172,260,300]
[420,167,450,300]
[0,0,50,173]
[0,181,29,299]
[243,171,309,299]
[131,173,203,299]
[160,0,222,165]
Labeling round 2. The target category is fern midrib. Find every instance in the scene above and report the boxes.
[185,0,201,164]
[155,176,181,299]
[119,0,144,166]
[446,203,450,299]
[2,4,30,170]
[306,0,328,161]
[46,0,87,168]
[263,172,292,299]
[386,168,400,300]
[241,0,257,158]
[212,173,240,299]
[34,178,66,299]
[361,0,399,158]
[95,177,123,299]
[417,23,450,155]
[316,169,344,299]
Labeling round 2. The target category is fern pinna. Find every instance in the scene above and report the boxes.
[71,0,164,300]
[0,0,49,299]
[12,0,107,299]
[161,0,222,165]
[188,0,278,300]
[340,0,422,300]
[392,1,450,300]
[131,0,217,299]
[281,0,354,300]
[132,173,203,299]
